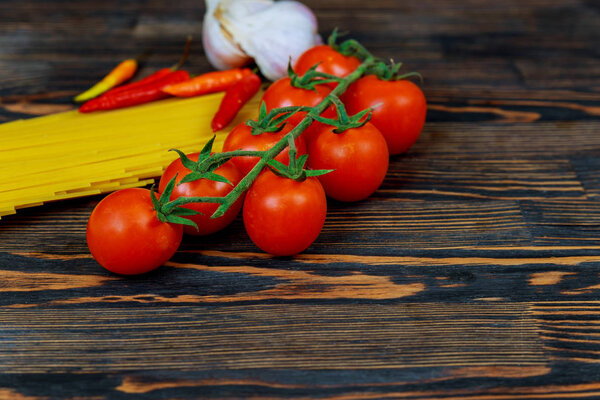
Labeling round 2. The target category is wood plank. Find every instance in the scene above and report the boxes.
[521,200,600,245]
[0,303,545,373]
[1,0,600,397]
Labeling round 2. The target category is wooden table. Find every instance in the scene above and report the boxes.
[1,1,599,398]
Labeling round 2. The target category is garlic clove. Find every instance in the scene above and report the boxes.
[242,27,322,81]
[217,0,273,20]
[220,1,321,80]
[202,0,252,70]
[204,0,321,80]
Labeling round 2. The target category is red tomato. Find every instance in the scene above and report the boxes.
[262,77,332,112]
[342,76,427,155]
[243,169,327,256]
[222,121,307,176]
[294,45,361,87]
[261,77,335,132]
[261,77,337,145]
[86,188,183,275]
[158,153,243,236]
[308,122,389,202]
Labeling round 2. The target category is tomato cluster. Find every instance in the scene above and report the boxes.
[86,41,427,275]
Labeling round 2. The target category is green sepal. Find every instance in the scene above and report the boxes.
[296,153,309,170]
[396,71,423,83]
[311,95,372,133]
[202,171,232,185]
[270,110,298,128]
[169,148,197,173]
[159,175,177,205]
[266,159,289,176]
[287,61,298,83]
[327,27,340,48]
[198,135,217,162]
[164,214,199,230]
[149,177,201,229]
[172,136,234,185]
[150,185,167,223]
[179,170,232,185]
[248,119,285,136]
[171,207,201,216]
[311,114,340,126]
[267,154,333,181]
[179,171,205,184]
[258,101,268,120]
[287,60,342,91]
[247,104,305,136]
[206,155,234,172]
[305,169,334,177]
[335,38,370,60]
[366,59,422,83]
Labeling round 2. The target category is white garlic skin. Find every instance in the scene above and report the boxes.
[202,0,252,70]
[203,0,322,81]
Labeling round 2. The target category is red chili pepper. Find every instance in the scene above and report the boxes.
[163,68,253,98]
[95,37,192,98]
[104,68,172,96]
[79,70,190,113]
[211,73,262,132]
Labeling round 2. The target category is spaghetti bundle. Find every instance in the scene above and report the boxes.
[0,93,260,219]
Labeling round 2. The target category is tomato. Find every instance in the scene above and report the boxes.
[261,76,335,139]
[158,153,243,236]
[262,76,332,112]
[294,45,361,87]
[243,169,327,256]
[222,121,307,176]
[342,76,427,155]
[308,122,389,202]
[86,188,183,275]
[261,76,337,145]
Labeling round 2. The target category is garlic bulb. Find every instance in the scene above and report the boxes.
[203,0,322,81]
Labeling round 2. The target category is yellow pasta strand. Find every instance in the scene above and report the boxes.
[0,93,260,219]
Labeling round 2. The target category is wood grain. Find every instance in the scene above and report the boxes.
[0,303,547,373]
[1,0,600,398]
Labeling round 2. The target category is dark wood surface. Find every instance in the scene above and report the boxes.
[1,0,600,398]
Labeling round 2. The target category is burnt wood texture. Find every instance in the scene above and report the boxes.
[1,0,600,398]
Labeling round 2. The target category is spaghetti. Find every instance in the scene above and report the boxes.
[0,93,260,219]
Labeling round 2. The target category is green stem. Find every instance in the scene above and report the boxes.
[165,53,377,219]
[204,150,265,164]
[212,56,376,218]
[166,195,226,210]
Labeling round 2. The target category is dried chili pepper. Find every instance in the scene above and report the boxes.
[211,73,262,132]
[79,70,190,113]
[162,68,252,98]
[74,58,138,103]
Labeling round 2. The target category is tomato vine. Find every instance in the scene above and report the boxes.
[162,35,399,220]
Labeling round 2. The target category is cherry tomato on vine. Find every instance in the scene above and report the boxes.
[342,75,427,155]
[261,76,337,144]
[86,188,183,275]
[261,76,335,127]
[222,121,307,176]
[262,77,332,112]
[243,169,327,256]
[308,122,389,202]
[158,153,243,236]
[294,45,361,87]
